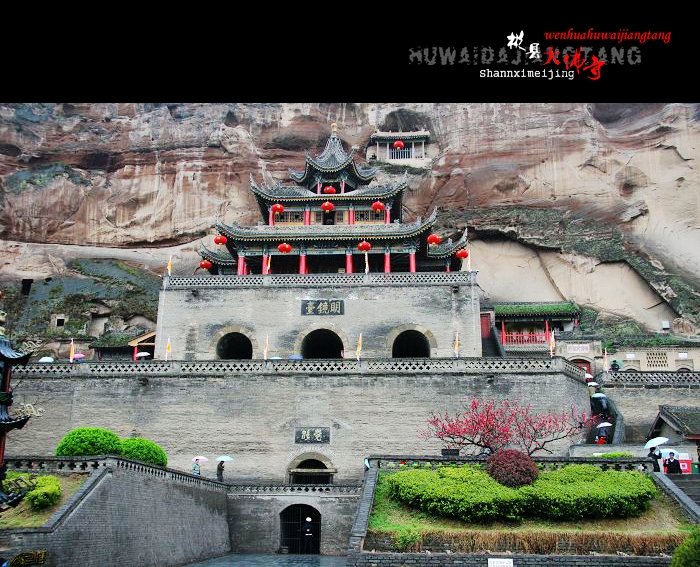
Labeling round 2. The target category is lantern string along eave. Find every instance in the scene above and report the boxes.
[213,234,228,245]
[320,201,335,212]
[357,240,372,274]
[199,259,213,271]
[371,201,385,212]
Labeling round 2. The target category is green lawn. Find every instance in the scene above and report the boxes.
[0,474,87,529]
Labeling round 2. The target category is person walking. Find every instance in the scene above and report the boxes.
[301,516,314,554]
[664,452,682,474]
[647,446,662,472]
[192,458,201,476]
[217,460,225,482]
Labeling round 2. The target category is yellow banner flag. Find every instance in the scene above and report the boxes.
[69,338,75,363]
[549,331,556,358]
[165,337,172,361]
[355,333,363,361]
[167,255,173,276]
[453,332,459,358]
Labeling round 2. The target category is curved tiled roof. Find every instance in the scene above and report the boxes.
[200,246,237,266]
[250,175,406,202]
[0,337,30,364]
[426,230,469,259]
[288,132,377,183]
[217,209,438,243]
[370,130,431,141]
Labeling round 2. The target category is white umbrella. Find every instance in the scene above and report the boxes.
[585,373,594,379]
[215,455,233,462]
[591,393,607,398]
[645,437,669,449]
[192,456,209,462]
[38,356,54,363]
[587,382,599,387]
[135,352,150,358]
[596,422,613,428]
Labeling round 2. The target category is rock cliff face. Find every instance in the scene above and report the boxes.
[0,103,698,331]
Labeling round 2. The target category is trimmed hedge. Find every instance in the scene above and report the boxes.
[120,438,168,467]
[486,449,539,487]
[386,464,657,523]
[25,475,62,510]
[670,529,700,567]
[55,427,121,457]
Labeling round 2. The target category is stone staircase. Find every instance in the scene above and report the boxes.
[666,474,700,505]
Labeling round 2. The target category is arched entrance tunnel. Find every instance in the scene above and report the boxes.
[280,504,321,554]
[216,332,253,359]
[301,329,343,359]
[392,330,430,358]
[290,459,332,485]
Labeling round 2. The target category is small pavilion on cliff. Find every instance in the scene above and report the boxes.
[198,124,468,276]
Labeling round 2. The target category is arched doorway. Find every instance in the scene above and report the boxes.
[570,358,591,374]
[216,332,253,359]
[290,459,332,485]
[301,329,343,359]
[392,330,430,358]
[280,504,321,554]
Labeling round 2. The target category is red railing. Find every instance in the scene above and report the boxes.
[503,332,548,345]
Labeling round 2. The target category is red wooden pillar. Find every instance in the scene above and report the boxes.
[317,181,321,194]
[237,254,245,275]
[408,251,416,273]
[385,208,391,224]
[501,320,507,344]
[384,251,391,273]
[345,252,354,274]
[545,319,550,342]
[304,207,311,225]
[268,208,274,226]
[348,207,355,225]
[299,253,307,274]
[262,254,269,275]
[341,179,345,193]
[243,263,249,275]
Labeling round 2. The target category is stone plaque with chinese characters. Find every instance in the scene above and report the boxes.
[295,427,331,444]
[301,300,344,316]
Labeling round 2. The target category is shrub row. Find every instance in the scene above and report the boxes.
[386,464,657,522]
[3,472,62,511]
[55,427,167,467]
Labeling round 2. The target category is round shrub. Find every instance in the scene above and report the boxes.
[25,475,61,510]
[120,437,168,467]
[55,427,121,457]
[670,528,700,567]
[486,449,539,487]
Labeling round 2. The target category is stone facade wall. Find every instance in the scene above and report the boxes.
[346,552,670,566]
[228,490,360,554]
[605,387,698,442]
[8,366,587,483]
[154,280,481,359]
[0,461,229,567]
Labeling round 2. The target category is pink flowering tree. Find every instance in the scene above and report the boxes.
[422,399,592,456]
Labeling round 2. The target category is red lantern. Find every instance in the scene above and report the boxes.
[214,235,228,245]
[277,242,292,254]
[271,203,285,215]
[455,249,469,259]
[358,240,372,252]
[321,201,335,212]
[199,259,213,270]
[427,233,442,246]
[371,201,385,212]
[393,140,405,150]
[323,185,337,194]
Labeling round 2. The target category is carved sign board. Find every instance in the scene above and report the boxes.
[301,300,344,316]
[566,344,590,354]
[295,427,330,444]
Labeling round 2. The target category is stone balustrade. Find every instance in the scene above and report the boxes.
[13,356,584,381]
[602,371,700,387]
[164,271,476,289]
[228,484,361,494]
[367,454,653,472]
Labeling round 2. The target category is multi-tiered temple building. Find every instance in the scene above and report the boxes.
[156,125,480,360]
